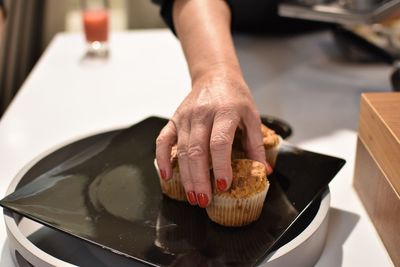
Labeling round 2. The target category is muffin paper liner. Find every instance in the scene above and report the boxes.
[159,169,186,201]
[206,181,270,227]
[265,136,282,167]
[154,159,187,202]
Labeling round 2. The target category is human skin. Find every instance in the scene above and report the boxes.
[0,9,4,37]
[156,0,271,208]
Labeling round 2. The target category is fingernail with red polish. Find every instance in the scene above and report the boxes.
[187,191,197,205]
[197,193,209,208]
[266,163,273,174]
[160,169,167,180]
[216,179,227,192]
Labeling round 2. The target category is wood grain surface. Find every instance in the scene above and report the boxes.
[358,93,400,195]
[355,92,400,266]
[354,138,400,267]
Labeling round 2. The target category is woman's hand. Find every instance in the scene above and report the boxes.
[0,6,4,37]
[156,0,269,208]
[156,67,269,208]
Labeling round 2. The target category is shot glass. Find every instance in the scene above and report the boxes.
[81,0,109,56]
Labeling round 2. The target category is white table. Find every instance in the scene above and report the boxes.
[0,29,394,266]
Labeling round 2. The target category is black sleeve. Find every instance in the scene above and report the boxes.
[151,0,234,35]
[152,0,325,35]
[0,0,6,18]
[151,0,176,34]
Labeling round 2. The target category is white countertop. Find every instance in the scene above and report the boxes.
[0,29,394,266]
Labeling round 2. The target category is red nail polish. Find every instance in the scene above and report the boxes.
[187,191,197,205]
[160,169,167,180]
[216,179,227,192]
[266,163,273,174]
[197,193,209,208]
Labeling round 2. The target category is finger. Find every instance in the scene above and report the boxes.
[242,112,272,174]
[210,112,240,192]
[188,118,213,208]
[176,119,197,205]
[156,121,177,180]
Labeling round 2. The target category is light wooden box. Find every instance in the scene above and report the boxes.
[353,92,400,266]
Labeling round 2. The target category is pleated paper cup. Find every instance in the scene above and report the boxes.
[154,159,186,202]
[206,181,269,227]
[265,136,282,168]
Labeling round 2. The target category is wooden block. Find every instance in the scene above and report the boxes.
[354,138,400,266]
[355,92,400,266]
[358,93,400,195]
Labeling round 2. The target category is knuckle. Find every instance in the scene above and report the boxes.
[210,133,231,152]
[216,107,240,122]
[187,144,206,160]
[173,107,186,120]
[192,102,212,118]
[156,134,167,147]
[192,178,206,188]
[230,97,252,112]
[156,123,177,147]
[218,104,235,114]
[176,145,189,159]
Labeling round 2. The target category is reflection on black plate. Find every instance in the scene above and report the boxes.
[0,117,344,267]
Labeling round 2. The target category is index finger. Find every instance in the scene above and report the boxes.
[209,112,240,192]
[155,121,177,180]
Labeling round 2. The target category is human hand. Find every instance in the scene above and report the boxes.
[0,8,4,37]
[156,67,271,208]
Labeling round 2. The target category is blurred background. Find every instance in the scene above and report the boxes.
[0,0,399,120]
[0,0,166,116]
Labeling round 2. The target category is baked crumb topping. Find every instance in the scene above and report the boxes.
[261,124,280,148]
[218,159,267,198]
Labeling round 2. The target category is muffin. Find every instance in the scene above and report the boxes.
[155,145,187,201]
[206,159,269,227]
[261,124,282,167]
[156,145,214,202]
[231,124,281,167]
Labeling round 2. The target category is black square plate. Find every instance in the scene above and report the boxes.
[0,117,345,267]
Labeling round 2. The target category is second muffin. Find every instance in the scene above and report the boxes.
[206,159,269,227]
[157,145,187,201]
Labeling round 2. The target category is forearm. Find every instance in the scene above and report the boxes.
[0,16,3,37]
[0,3,4,36]
[173,0,241,82]
[157,1,268,208]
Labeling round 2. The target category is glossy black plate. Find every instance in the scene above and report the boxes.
[0,117,344,267]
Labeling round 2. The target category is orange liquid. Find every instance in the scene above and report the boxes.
[83,9,109,42]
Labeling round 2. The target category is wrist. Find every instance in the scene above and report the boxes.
[191,61,243,86]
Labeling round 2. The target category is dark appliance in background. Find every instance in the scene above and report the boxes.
[279,0,400,91]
